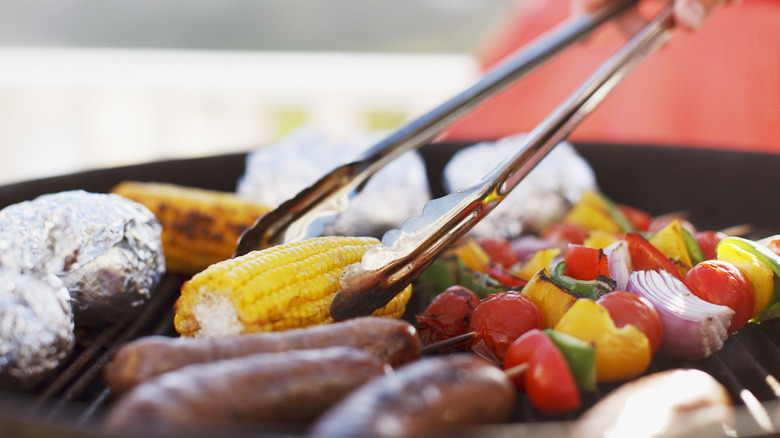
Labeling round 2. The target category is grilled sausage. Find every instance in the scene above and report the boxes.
[103,316,420,395]
[308,354,516,438]
[104,347,390,434]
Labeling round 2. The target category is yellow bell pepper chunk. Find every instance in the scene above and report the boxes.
[717,241,774,318]
[649,219,692,277]
[521,269,578,329]
[453,238,491,274]
[554,299,651,382]
[563,191,621,234]
[583,229,619,249]
[513,248,560,281]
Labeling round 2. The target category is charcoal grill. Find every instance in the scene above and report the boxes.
[0,142,779,437]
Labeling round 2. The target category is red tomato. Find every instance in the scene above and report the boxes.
[469,291,543,361]
[540,222,587,246]
[485,262,528,288]
[625,233,683,280]
[695,230,728,261]
[617,204,652,232]
[683,260,755,333]
[597,291,664,355]
[503,329,581,414]
[563,244,611,281]
[477,237,519,268]
[416,286,480,351]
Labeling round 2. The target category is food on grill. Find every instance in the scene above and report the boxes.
[0,190,164,325]
[627,270,734,361]
[571,369,734,438]
[0,267,74,390]
[554,298,652,382]
[542,329,597,391]
[596,291,663,356]
[104,347,390,433]
[103,317,421,395]
[683,260,755,333]
[406,190,780,408]
[111,181,274,275]
[467,290,543,362]
[421,188,780,372]
[443,137,597,238]
[308,354,516,438]
[718,235,780,322]
[237,127,431,237]
[521,269,579,328]
[415,285,479,352]
[173,236,412,337]
[503,328,583,414]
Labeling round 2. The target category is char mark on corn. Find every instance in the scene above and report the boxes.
[111,181,273,275]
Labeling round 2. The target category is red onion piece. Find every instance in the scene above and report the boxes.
[509,236,560,262]
[604,240,631,291]
[627,270,734,360]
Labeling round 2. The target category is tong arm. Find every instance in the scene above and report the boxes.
[234,0,640,256]
[332,5,674,320]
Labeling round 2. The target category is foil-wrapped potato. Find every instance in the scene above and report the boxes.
[0,190,165,325]
[0,267,74,390]
[237,127,431,237]
[443,135,598,239]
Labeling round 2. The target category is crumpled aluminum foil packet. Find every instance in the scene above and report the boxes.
[0,190,166,325]
[237,127,431,237]
[443,135,598,239]
[0,266,74,390]
[0,190,165,388]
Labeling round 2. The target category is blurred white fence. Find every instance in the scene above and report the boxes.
[0,47,477,185]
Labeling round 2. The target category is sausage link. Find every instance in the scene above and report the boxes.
[308,354,516,438]
[103,317,420,395]
[104,347,390,434]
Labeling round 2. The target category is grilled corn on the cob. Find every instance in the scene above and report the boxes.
[174,236,412,337]
[111,181,273,275]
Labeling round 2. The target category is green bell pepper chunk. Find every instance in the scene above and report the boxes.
[550,261,615,300]
[680,226,706,266]
[544,329,597,392]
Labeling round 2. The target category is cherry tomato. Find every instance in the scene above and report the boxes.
[503,329,581,414]
[625,233,683,280]
[469,291,543,361]
[695,230,728,260]
[683,260,755,333]
[416,286,480,351]
[563,244,611,281]
[597,291,663,355]
[540,222,587,246]
[617,204,652,232]
[477,237,519,268]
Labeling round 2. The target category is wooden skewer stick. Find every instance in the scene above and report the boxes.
[720,223,753,236]
[420,331,477,355]
[503,362,529,379]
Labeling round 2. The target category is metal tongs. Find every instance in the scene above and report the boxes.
[236,2,675,319]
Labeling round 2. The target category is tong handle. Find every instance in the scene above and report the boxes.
[332,4,674,320]
[234,0,639,256]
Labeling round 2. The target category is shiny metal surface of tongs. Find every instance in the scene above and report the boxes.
[330,5,674,320]
[234,0,642,257]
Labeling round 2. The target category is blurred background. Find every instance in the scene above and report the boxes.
[0,0,515,185]
[1,0,777,186]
